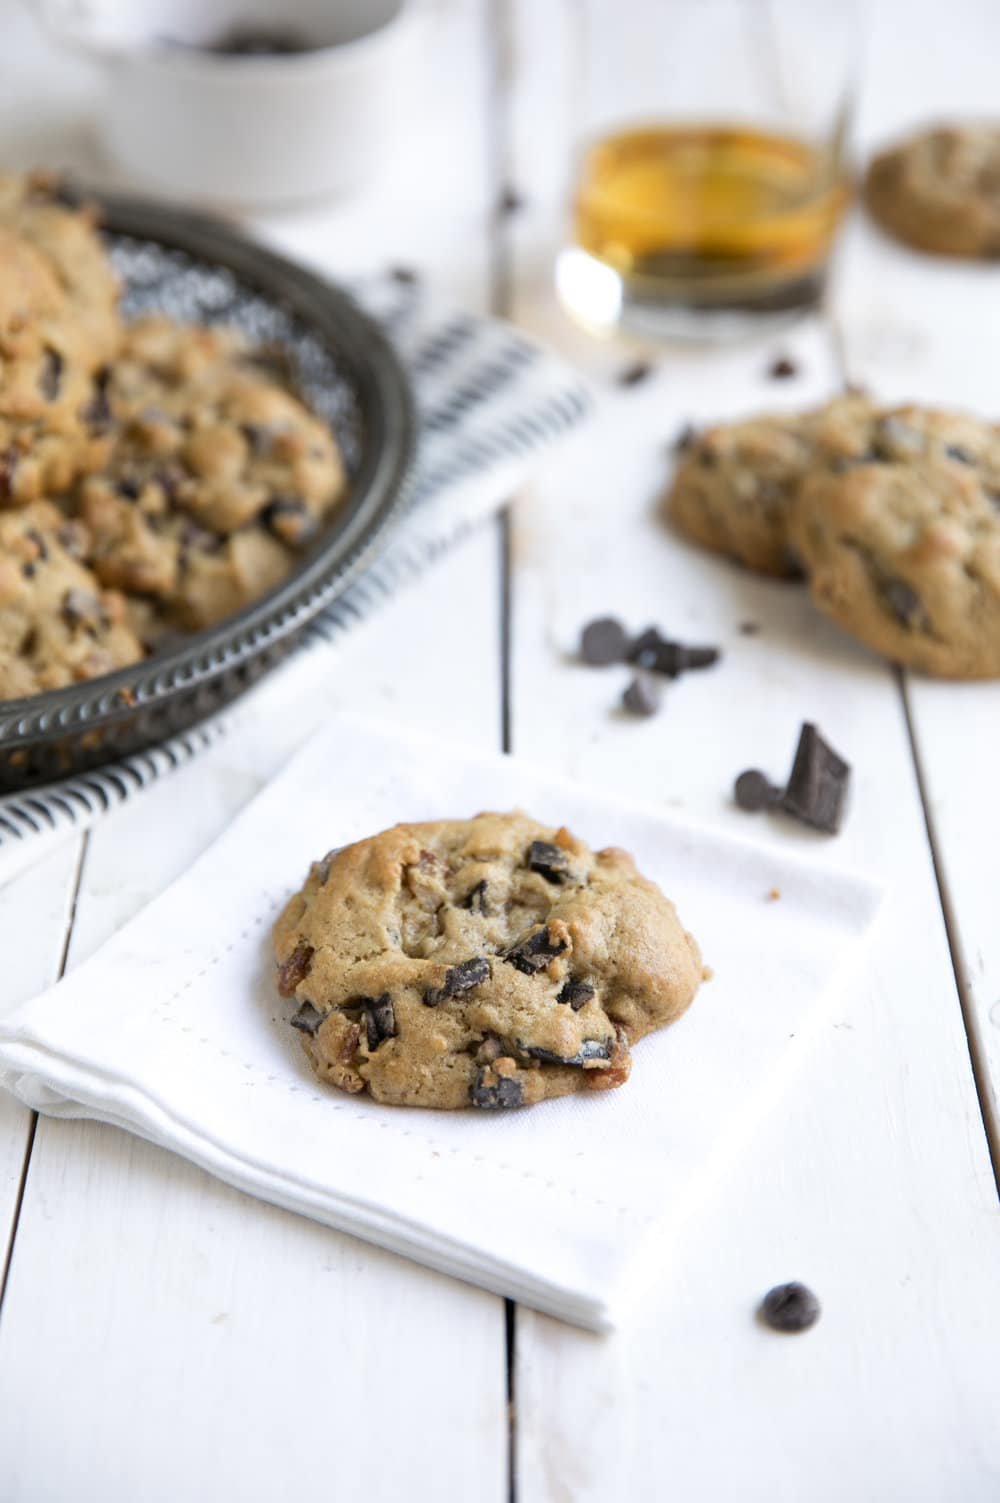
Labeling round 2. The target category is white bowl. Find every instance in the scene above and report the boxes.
[36,0,421,207]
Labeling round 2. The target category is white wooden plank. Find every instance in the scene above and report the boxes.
[504,0,1000,1497]
[834,0,1000,1164]
[0,1,508,1498]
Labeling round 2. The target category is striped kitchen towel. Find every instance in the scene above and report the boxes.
[0,274,593,881]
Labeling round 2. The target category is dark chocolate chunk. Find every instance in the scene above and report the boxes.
[276,940,314,997]
[62,588,104,632]
[759,1281,821,1333]
[25,527,48,561]
[82,383,112,433]
[363,993,396,1051]
[389,265,419,286]
[0,447,18,501]
[622,673,661,717]
[464,879,488,913]
[580,616,629,665]
[424,957,490,1007]
[767,355,798,379]
[497,186,524,216]
[503,926,568,975]
[734,769,782,812]
[672,422,698,453]
[289,1001,324,1037]
[781,722,850,834]
[471,1067,524,1109]
[519,1037,613,1067]
[882,577,922,628]
[527,840,570,883]
[316,849,339,885]
[617,359,653,388]
[116,477,141,501]
[628,628,720,677]
[557,979,595,1011]
[39,347,64,402]
[945,444,974,464]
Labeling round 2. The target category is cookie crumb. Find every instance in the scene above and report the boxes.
[768,355,798,379]
[767,887,781,901]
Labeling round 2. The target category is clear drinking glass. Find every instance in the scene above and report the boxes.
[556,0,861,341]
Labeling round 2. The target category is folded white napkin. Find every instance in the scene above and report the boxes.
[0,714,883,1329]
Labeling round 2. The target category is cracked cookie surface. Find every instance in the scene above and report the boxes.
[790,405,1000,678]
[865,124,1000,259]
[273,812,705,1110]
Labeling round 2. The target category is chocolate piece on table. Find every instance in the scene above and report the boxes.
[580,616,629,665]
[781,722,850,834]
[759,1281,821,1333]
[622,673,661,717]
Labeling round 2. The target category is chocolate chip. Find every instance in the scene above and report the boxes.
[557,979,595,1011]
[277,940,314,997]
[389,265,419,285]
[363,993,396,1050]
[57,522,88,560]
[734,769,782,812]
[25,528,48,562]
[316,849,339,884]
[39,347,63,402]
[527,840,570,883]
[117,478,141,500]
[262,496,317,546]
[882,577,922,628]
[503,926,568,975]
[617,359,653,388]
[945,444,974,464]
[289,1001,324,1036]
[0,447,18,500]
[628,628,720,677]
[62,588,104,632]
[622,673,661,717]
[767,355,798,379]
[464,879,488,913]
[672,423,698,453]
[580,616,629,666]
[498,186,524,216]
[471,1067,523,1109]
[519,1038,613,1067]
[424,957,490,1007]
[82,385,112,433]
[240,422,273,456]
[781,722,850,834]
[759,1282,821,1333]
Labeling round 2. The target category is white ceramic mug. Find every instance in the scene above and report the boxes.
[36,0,422,207]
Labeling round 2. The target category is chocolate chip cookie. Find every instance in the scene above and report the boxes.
[0,500,143,700]
[865,124,1000,259]
[790,405,1000,678]
[273,812,706,1110]
[665,395,870,577]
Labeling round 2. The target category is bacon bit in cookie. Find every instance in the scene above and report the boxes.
[277,940,314,996]
[471,1062,524,1109]
[583,1028,632,1091]
[424,957,490,1007]
[289,1001,324,1036]
[363,993,396,1050]
[527,840,570,883]
[503,925,569,975]
[557,979,595,1011]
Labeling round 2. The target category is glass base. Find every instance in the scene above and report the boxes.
[555,246,824,345]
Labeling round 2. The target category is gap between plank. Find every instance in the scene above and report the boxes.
[0,832,90,1315]
[898,674,1000,1196]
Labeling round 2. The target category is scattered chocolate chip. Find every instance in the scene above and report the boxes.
[945,444,974,464]
[471,1066,523,1109]
[39,347,64,402]
[738,621,760,636]
[0,447,18,501]
[464,879,488,913]
[527,840,570,883]
[617,359,653,387]
[389,265,419,286]
[277,940,314,997]
[759,1281,821,1333]
[424,957,491,1007]
[781,722,850,834]
[519,1037,613,1067]
[289,1001,324,1036]
[557,979,595,1011]
[580,616,629,666]
[628,628,719,677]
[734,769,782,812]
[62,588,104,632]
[882,577,923,628]
[622,673,661,717]
[503,926,568,975]
[767,355,798,379]
[497,186,524,216]
[363,993,396,1051]
[672,422,698,453]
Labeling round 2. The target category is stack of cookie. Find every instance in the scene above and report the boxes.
[0,171,347,704]
[666,395,1000,679]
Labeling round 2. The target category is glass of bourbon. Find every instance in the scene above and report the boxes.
[556,0,860,341]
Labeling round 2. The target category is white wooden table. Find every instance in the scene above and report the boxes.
[2,2,1000,1497]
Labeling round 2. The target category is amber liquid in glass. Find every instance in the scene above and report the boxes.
[573,123,848,312]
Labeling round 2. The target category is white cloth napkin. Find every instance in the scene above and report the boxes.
[0,714,884,1330]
